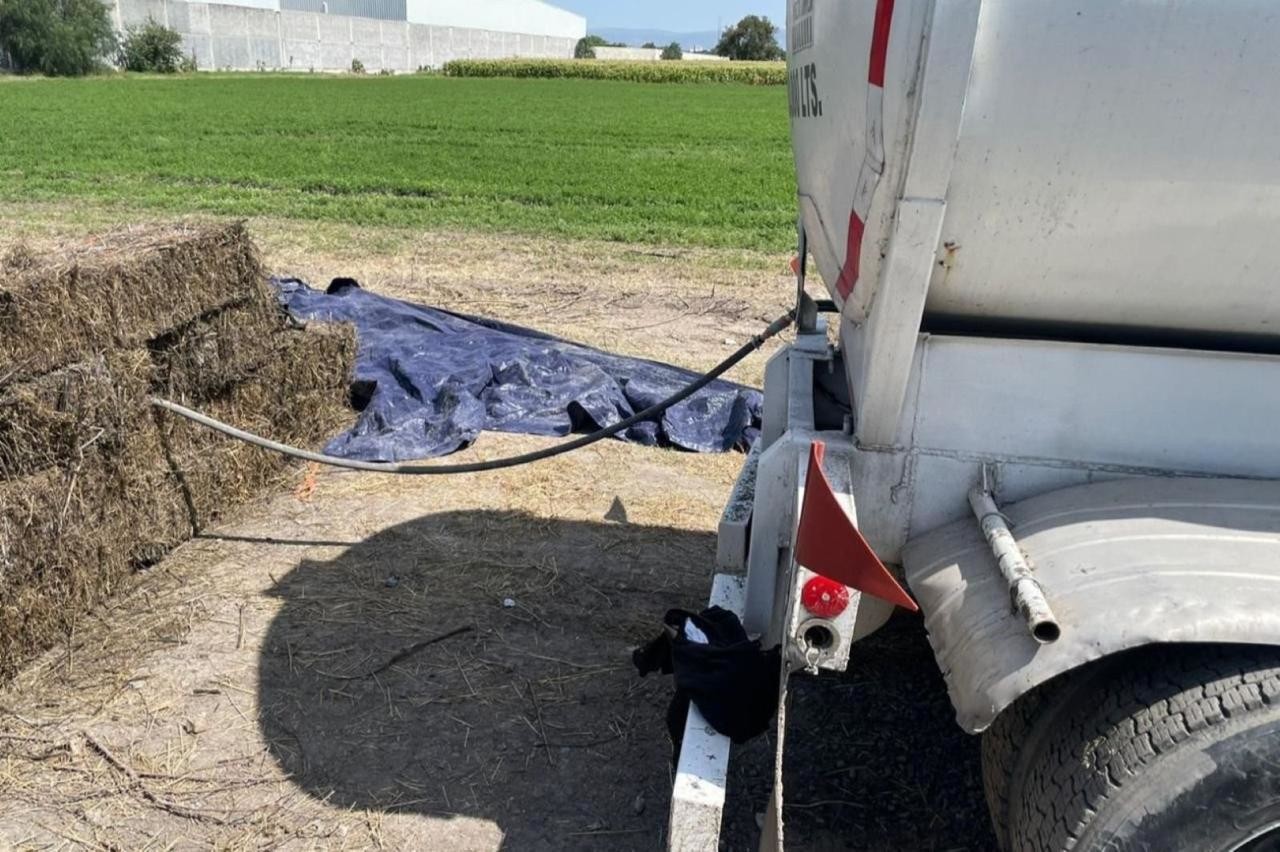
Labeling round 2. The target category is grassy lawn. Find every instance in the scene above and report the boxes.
[0,74,795,251]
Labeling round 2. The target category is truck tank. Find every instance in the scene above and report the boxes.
[789,0,1280,348]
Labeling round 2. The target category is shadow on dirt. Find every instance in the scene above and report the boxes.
[256,508,994,851]
[724,612,998,851]
[257,508,707,850]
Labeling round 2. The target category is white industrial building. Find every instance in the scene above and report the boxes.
[108,0,586,72]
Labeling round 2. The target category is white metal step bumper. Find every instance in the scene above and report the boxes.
[667,573,745,852]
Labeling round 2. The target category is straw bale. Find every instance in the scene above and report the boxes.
[0,216,356,680]
[147,324,356,520]
[0,465,134,678]
[0,351,153,480]
[109,321,355,542]
[0,323,355,680]
[0,223,268,378]
[149,299,289,400]
[0,315,345,483]
[1,244,40,273]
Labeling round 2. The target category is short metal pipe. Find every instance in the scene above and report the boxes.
[968,488,1062,644]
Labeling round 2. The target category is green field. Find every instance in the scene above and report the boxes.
[0,74,796,251]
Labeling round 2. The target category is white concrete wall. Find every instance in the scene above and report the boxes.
[405,0,583,40]
[117,0,171,27]
[593,46,660,61]
[113,0,576,70]
[594,46,731,63]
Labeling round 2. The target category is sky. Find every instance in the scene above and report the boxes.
[551,1,787,33]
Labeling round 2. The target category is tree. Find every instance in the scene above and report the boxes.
[713,15,783,61]
[119,19,184,73]
[0,0,116,76]
[660,42,683,61]
[574,34,609,59]
[641,41,657,49]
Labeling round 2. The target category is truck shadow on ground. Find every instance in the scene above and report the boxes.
[724,612,998,851]
[256,508,994,851]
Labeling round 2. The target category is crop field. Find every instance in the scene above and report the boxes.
[0,74,795,251]
[443,58,788,85]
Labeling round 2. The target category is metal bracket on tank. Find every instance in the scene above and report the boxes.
[794,217,820,334]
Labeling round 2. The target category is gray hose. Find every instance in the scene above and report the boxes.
[151,309,795,475]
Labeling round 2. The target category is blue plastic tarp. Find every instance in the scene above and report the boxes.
[275,278,763,462]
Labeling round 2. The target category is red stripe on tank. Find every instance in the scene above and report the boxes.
[836,213,866,299]
[868,0,895,87]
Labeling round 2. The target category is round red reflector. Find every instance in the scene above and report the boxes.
[801,576,850,619]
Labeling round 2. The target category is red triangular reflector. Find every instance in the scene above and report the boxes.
[794,441,918,612]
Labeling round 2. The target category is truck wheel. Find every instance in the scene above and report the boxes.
[983,645,1280,852]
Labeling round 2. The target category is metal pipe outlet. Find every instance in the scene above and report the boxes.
[968,487,1062,645]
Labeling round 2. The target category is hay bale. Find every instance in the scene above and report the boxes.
[149,300,289,401]
[0,312,338,482]
[0,215,357,681]
[0,223,268,379]
[127,323,356,544]
[249,322,359,400]
[0,323,355,680]
[0,351,153,480]
[1,244,40,273]
[0,433,197,678]
[0,466,136,679]
[112,322,356,546]
[146,324,356,525]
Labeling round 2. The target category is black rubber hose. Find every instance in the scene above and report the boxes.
[150,309,795,475]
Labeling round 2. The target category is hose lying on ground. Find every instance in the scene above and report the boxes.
[150,309,796,475]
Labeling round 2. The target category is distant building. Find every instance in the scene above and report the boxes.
[108,0,586,72]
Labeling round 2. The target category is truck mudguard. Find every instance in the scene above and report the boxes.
[903,477,1280,733]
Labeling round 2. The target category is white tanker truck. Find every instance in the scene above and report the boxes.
[669,1,1280,849]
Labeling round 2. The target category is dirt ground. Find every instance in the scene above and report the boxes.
[0,215,995,851]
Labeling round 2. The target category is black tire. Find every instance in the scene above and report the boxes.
[982,645,1280,852]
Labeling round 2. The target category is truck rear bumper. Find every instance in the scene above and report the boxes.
[666,330,895,851]
[667,574,745,852]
